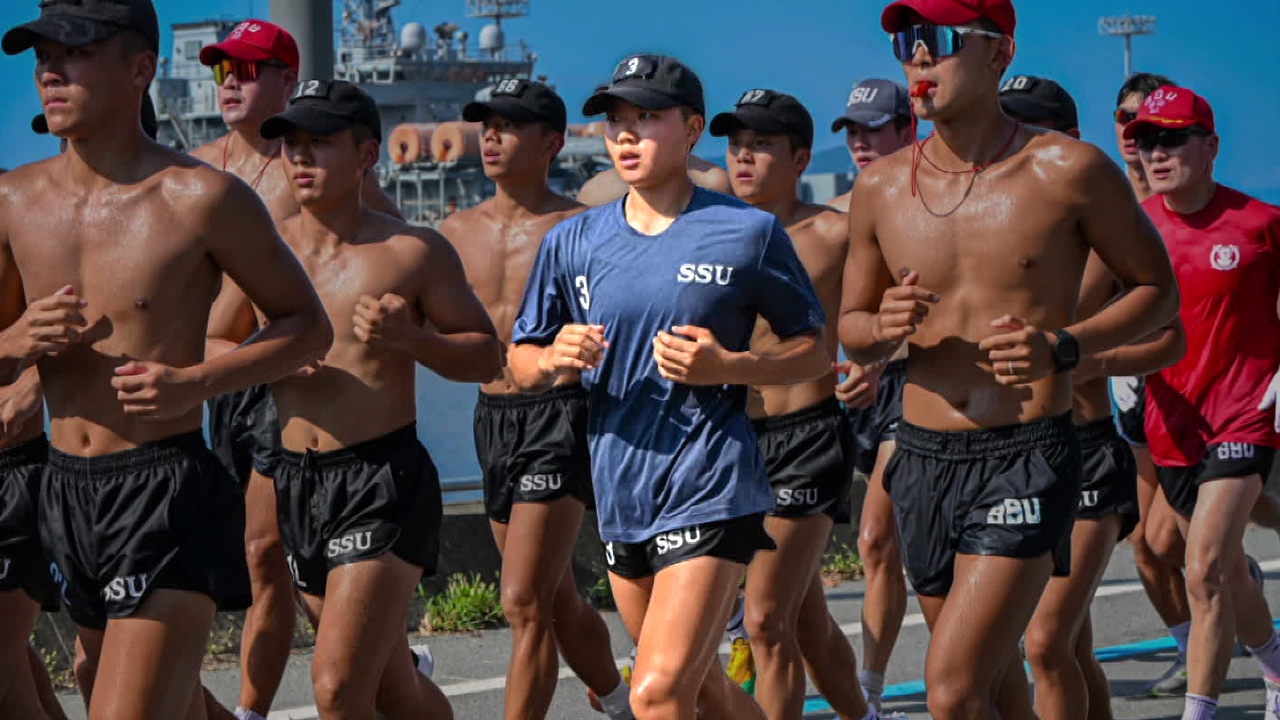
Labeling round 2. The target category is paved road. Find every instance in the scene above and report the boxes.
[58,527,1280,719]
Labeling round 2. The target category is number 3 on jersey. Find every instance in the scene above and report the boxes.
[575,275,591,310]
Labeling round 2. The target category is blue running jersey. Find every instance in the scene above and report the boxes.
[512,188,824,542]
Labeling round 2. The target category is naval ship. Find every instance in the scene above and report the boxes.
[149,0,610,225]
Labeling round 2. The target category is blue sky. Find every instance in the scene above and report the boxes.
[1,0,1277,201]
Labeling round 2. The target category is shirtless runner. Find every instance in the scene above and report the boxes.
[575,155,733,206]
[824,77,915,713]
[442,78,633,720]
[824,78,913,213]
[711,88,877,720]
[263,79,499,720]
[0,2,333,719]
[840,2,1179,718]
[1000,74,1183,720]
[189,24,405,720]
[1124,85,1280,720]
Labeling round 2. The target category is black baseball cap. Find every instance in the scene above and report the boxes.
[462,79,567,133]
[3,0,159,56]
[32,91,157,139]
[261,80,382,142]
[831,79,910,133]
[709,89,814,149]
[582,54,705,118]
[999,75,1078,132]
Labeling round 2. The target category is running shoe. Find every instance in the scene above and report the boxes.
[1146,654,1187,697]
[726,637,756,695]
[1266,675,1280,720]
[410,644,435,680]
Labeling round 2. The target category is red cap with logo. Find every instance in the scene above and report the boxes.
[199,19,300,69]
[1122,86,1215,139]
[881,0,1016,35]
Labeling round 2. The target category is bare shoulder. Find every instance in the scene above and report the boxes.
[823,191,852,212]
[1021,129,1124,195]
[156,147,260,209]
[576,168,627,206]
[188,135,226,166]
[790,202,847,244]
[437,201,488,240]
[689,159,732,194]
[0,157,59,207]
[367,210,457,266]
[852,148,906,199]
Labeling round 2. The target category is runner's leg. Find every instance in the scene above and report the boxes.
[796,571,867,720]
[238,470,294,717]
[857,440,905,698]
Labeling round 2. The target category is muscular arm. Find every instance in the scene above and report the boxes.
[410,232,501,382]
[0,232,27,382]
[837,171,898,364]
[205,279,257,359]
[191,175,333,395]
[1088,321,1184,377]
[725,329,828,385]
[1061,146,1179,355]
[509,342,555,393]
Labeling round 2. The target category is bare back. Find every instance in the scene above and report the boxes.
[857,128,1101,431]
[748,204,846,418]
[272,210,439,450]
[442,196,583,394]
[0,150,231,453]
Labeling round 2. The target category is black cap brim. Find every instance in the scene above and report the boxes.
[31,113,48,135]
[261,107,358,141]
[462,99,546,126]
[3,15,118,55]
[708,110,790,139]
[582,87,682,117]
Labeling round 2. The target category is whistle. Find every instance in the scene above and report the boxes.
[910,80,936,98]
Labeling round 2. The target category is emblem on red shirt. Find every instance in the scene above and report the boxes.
[1210,244,1240,271]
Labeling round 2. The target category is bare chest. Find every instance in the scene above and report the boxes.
[297,246,421,339]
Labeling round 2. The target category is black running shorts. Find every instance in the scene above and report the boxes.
[849,359,905,475]
[884,414,1081,597]
[40,432,252,629]
[275,424,442,596]
[0,436,59,610]
[753,397,853,523]
[603,514,776,580]
[207,383,281,482]
[1076,418,1140,542]
[473,384,594,524]
[1157,443,1277,520]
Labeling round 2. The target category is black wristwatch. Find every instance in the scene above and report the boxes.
[1051,329,1080,373]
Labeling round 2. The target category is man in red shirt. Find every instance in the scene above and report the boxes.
[1128,86,1280,719]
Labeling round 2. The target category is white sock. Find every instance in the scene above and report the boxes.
[859,669,884,710]
[860,709,880,720]
[410,644,435,679]
[597,679,634,719]
[1170,620,1192,658]
[234,709,267,720]
[1181,692,1217,719]
[1248,630,1280,681]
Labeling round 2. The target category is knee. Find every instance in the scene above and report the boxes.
[858,521,899,571]
[1023,622,1073,673]
[501,579,551,631]
[244,530,285,573]
[312,665,365,715]
[630,666,687,718]
[926,675,986,720]
[1184,548,1227,604]
[1144,520,1183,566]
[744,601,796,652]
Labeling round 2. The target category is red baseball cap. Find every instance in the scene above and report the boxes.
[199,19,299,69]
[882,0,1017,36]
[1122,86,1215,139]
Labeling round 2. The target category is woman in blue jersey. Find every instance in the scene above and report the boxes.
[509,55,831,719]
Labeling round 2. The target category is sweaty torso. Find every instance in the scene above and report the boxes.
[194,137,299,343]
[1,152,224,455]
[443,196,583,395]
[271,210,431,452]
[869,128,1092,431]
[748,204,846,418]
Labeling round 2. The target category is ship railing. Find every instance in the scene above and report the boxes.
[442,476,483,514]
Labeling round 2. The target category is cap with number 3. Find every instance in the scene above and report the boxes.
[582,54,705,118]
[260,79,382,141]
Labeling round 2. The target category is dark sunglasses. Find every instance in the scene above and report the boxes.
[890,23,1005,63]
[1114,108,1138,125]
[1134,127,1210,152]
[212,58,288,85]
